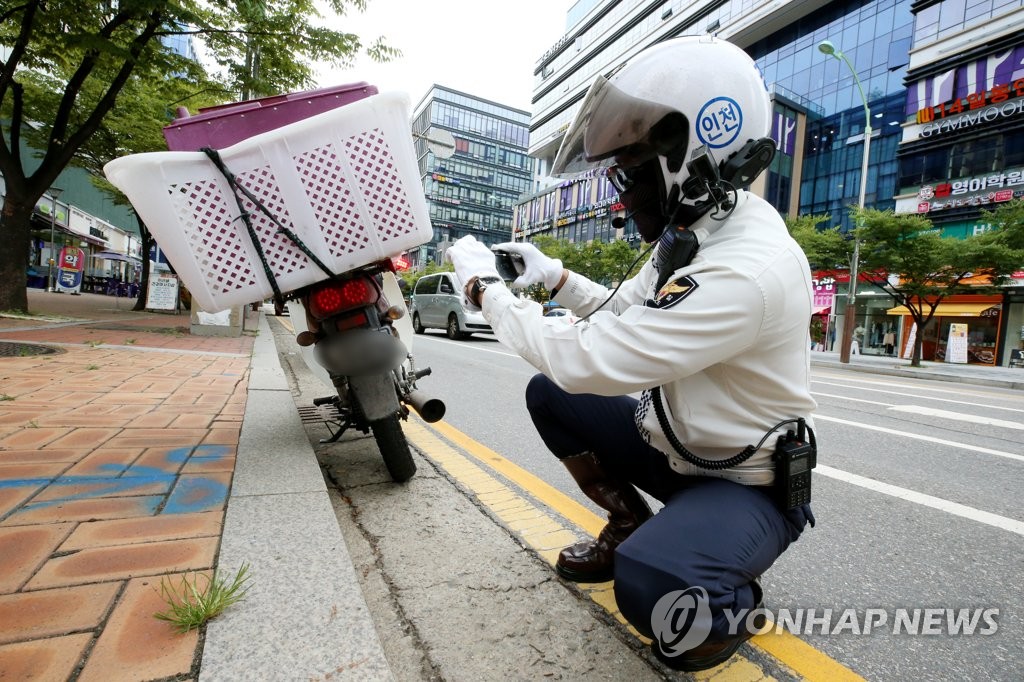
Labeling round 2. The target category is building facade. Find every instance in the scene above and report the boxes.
[889,0,1024,366]
[409,86,532,267]
[516,0,915,245]
[512,0,1024,367]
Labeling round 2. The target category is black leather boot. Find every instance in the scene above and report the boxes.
[556,452,653,583]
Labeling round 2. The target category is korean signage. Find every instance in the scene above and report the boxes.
[916,168,1024,213]
[946,323,969,364]
[55,246,85,294]
[812,276,835,311]
[918,93,1024,137]
[906,44,1024,116]
[146,273,180,311]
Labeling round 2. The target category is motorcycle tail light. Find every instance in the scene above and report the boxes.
[308,278,377,319]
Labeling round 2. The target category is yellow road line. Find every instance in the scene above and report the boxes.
[407,417,866,682]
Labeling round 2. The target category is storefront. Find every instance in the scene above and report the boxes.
[887,295,1003,364]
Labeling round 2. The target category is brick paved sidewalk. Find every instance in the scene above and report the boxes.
[0,291,255,680]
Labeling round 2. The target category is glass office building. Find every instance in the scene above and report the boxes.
[517,0,915,243]
[410,86,532,266]
[747,0,914,231]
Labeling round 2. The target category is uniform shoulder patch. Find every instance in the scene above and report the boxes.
[646,275,699,309]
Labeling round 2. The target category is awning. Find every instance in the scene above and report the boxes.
[886,303,1000,317]
[812,305,831,316]
[93,250,141,263]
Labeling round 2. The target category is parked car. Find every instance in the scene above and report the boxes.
[409,272,492,340]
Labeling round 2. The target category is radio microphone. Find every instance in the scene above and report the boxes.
[611,215,627,229]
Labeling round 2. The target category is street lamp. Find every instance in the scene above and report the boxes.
[818,40,871,364]
[46,187,64,292]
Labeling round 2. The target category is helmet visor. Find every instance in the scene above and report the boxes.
[551,75,686,177]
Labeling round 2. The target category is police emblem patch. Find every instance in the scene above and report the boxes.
[647,275,698,309]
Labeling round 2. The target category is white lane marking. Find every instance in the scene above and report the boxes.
[417,334,521,358]
[813,391,889,406]
[814,414,1024,463]
[814,393,1024,429]
[817,465,1024,537]
[813,378,1024,413]
[888,404,1024,430]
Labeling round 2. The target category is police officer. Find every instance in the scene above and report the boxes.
[446,36,815,672]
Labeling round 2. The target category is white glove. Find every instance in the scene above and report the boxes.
[444,235,500,287]
[492,242,563,290]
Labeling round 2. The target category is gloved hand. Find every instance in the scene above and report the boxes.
[444,235,500,287]
[492,242,564,290]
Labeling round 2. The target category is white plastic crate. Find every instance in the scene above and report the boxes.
[104,92,431,312]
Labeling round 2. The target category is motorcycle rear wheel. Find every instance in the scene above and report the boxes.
[370,415,416,482]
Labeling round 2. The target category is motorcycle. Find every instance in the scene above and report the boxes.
[284,259,445,482]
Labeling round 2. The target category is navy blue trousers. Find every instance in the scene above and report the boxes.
[525,373,813,641]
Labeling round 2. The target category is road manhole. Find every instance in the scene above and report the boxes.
[0,341,65,357]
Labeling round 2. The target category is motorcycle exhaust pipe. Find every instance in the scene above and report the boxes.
[405,390,446,423]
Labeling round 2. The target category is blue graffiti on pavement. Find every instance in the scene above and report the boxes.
[0,444,231,515]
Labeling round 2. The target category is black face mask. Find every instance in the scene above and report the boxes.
[615,159,667,243]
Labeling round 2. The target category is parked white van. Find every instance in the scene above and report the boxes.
[409,272,492,339]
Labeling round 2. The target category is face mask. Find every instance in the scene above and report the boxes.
[610,158,667,243]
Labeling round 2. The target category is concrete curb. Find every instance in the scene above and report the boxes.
[199,314,393,681]
[810,357,1024,391]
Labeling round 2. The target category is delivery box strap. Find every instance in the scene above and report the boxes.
[200,147,335,302]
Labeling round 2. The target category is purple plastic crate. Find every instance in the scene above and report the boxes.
[163,82,378,151]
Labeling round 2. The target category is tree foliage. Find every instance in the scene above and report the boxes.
[852,206,1023,366]
[0,0,398,313]
[785,212,852,270]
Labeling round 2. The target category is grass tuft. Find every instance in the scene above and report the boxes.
[0,394,14,401]
[154,564,251,633]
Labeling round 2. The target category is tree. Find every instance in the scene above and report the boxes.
[852,207,1023,366]
[785,212,852,271]
[0,0,397,313]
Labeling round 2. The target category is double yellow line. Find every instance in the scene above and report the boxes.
[406,417,865,682]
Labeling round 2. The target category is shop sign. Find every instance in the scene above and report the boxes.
[906,44,1024,116]
[916,80,1024,124]
[919,96,1024,138]
[946,323,969,364]
[431,173,460,184]
[916,169,1024,213]
[56,246,85,294]
[610,202,625,212]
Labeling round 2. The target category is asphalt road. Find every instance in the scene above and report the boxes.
[408,329,1024,682]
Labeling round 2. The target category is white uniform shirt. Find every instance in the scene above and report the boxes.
[479,191,817,486]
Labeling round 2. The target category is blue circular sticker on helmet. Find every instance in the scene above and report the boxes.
[696,97,743,149]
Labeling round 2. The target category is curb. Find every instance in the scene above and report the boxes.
[199,314,392,680]
[810,358,1024,391]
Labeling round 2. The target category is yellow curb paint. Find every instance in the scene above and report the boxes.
[426,420,605,537]
[407,417,866,682]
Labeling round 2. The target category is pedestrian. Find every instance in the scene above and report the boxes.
[852,325,865,355]
[446,36,816,672]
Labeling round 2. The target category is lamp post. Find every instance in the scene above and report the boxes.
[818,39,871,364]
[46,188,64,292]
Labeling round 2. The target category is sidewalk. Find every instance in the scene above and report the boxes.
[2,289,1019,680]
[810,348,1024,390]
[0,291,256,680]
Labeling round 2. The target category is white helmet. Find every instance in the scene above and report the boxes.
[552,36,772,207]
